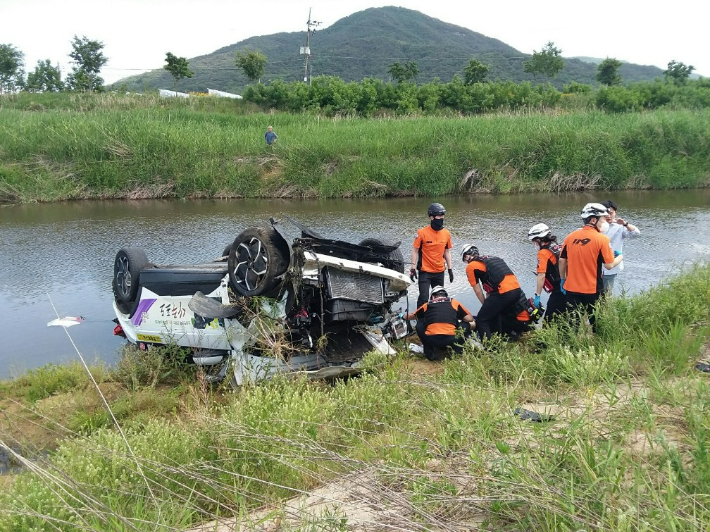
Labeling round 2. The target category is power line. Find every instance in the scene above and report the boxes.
[300,8,321,84]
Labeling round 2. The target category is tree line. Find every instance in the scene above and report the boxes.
[0,38,198,93]
[240,76,710,116]
[0,37,107,93]
[234,42,697,87]
[0,38,700,105]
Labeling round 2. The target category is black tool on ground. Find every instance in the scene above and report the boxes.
[513,407,554,422]
[695,362,710,373]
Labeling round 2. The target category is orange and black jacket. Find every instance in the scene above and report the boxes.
[537,243,561,292]
[414,298,471,336]
[465,256,521,294]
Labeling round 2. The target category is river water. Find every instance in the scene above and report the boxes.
[1,190,709,379]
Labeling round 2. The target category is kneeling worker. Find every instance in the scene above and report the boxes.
[461,244,525,341]
[403,286,475,361]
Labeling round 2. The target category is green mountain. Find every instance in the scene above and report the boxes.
[114,6,664,94]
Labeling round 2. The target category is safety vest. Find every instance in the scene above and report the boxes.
[543,243,562,292]
[479,256,513,292]
[423,298,458,329]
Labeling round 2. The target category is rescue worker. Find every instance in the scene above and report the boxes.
[527,223,566,322]
[558,203,624,329]
[461,244,526,341]
[410,202,454,308]
[403,286,474,361]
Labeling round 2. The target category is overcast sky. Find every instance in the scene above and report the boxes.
[1,0,707,84]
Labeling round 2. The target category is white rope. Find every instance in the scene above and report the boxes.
[46,293,160,511]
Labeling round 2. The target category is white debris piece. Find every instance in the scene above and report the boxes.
[47,316,84,327]
[207,88,243,99]
[159,89,189,98]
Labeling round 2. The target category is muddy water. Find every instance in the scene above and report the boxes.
[1,190,709,379]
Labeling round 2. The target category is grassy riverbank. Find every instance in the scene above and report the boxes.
[1,264,709,530]
[1,92,709,203]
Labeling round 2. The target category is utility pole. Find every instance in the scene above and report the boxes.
[300,8,321,84]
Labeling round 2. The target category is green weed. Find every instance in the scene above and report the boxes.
[112,343,196,390]
[1,360,107,402]
[0,264,708,530]
[1,94,710,203]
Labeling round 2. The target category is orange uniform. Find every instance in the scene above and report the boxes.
[560,226,614,294]
[414,298,472,336]
[536,247,558,276]
[413,225,452,273]
[465,260,521,294]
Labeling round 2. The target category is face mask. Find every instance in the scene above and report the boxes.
[431,218,444,231]
[599,220,610,233]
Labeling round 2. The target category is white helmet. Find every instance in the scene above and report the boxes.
[528,223,551,241]
[460,243,479,262]
[430,285,448,299]
[580,202,609,220]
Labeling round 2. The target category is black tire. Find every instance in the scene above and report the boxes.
[228,226,290,297]
[112,247,149,303]
[359,238,405,273]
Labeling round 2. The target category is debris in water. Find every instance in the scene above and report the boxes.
[47,316,84,327]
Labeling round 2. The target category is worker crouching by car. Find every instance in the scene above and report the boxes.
[461,244,527,341]
[403,286,475,361]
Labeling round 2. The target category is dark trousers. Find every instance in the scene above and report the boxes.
[566,291,601,330]
[543,289,568,323]
[501,313,531,339]
[476,288,522,341]
[416,320,472,360]
[416,270,445,308]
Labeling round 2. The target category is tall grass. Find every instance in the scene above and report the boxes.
[1,92,709,203]
[1,264,709,530]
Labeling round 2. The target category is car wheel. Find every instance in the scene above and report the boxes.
[229,226,290,297]
[113,247,149,303]
[359,238,405,273]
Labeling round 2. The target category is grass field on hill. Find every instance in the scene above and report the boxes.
[1,92,709,204]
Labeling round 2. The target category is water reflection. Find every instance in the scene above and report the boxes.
[1,190,709,378]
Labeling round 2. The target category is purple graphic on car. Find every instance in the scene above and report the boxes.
[131,299,157,326]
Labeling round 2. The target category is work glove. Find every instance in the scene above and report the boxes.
[448,268,454,283]
[409,268,418,282]
[613,250,622,258]
[533,294,541,307]
[560,278,567,295]
[397,312,404,319]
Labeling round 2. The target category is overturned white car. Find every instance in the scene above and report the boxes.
[112,218,410,385]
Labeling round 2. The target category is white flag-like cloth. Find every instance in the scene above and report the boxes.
[47,316,84,327]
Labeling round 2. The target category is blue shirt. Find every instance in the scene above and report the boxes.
[265,131,278,145]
